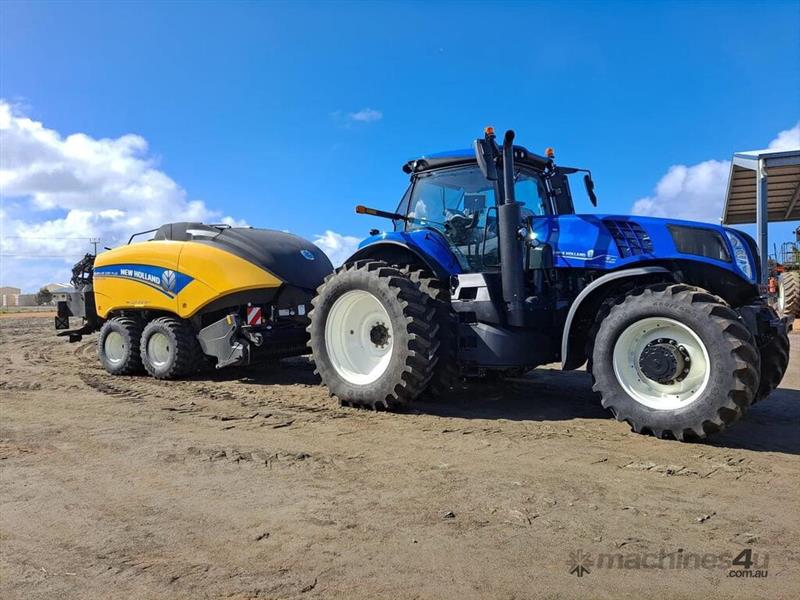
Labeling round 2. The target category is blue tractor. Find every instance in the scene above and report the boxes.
[308,128,790,441]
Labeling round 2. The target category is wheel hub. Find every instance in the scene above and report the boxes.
[369,322,390,348]
[147,331,172,368]
[612,317,710,411]
[638,338,691,384]
[324,289,395,385]
[104,331,126,364]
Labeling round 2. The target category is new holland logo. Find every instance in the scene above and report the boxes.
[94,264,193,298]
[161,269,177,292]
[300,249,315,261]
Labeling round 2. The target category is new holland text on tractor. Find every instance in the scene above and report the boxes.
[308,127,791,441]
[55,223,333,378]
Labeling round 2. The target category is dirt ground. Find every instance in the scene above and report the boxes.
[1,315,798,599]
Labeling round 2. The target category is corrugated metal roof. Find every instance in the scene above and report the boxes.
[722,148,800,224]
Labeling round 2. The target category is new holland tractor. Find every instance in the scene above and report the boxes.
[308,127,791,441]
[55,223,333,378]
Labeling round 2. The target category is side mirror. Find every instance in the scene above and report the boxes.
[474,139,498,181]
[584,174,597,207]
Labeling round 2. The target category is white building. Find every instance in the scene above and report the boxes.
[1,286,21,307]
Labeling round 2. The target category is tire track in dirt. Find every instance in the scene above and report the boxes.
[75,359,350,431]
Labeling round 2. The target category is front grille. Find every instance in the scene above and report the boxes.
[604,220,654,257]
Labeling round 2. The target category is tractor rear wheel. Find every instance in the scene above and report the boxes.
[588,284,760,441]
[308,260,439,410]
[401,267,461,397]
[140,316,203,379]
[777,271,800,318]
[97,316,144,375]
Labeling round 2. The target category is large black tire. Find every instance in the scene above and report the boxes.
[140,316,203,380]
[777,271,800,318]
[401,267,461,397]
[588,284,760,441]
[308,260,439,410]
[753,322,790,404]
[97,316,144,375]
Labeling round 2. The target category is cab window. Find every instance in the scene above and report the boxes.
[404,165,547,271]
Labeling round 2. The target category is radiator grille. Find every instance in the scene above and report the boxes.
[604,220,654,257]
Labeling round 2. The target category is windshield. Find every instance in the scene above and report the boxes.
[404,165,548,271]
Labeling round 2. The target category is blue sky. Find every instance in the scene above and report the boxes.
[1,0,798,290]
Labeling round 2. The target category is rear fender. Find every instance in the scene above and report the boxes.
[561,266,674,370]
[346,240,454,280]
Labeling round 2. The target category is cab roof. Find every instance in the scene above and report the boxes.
[402,145,551,174]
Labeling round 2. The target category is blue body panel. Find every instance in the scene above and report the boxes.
[354,215,756,284]
[356,229,464,275]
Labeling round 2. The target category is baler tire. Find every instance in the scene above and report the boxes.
[97,316,144,375]
[140,316,203,380]
[308,260,439,410]
[777,271,800,318]
[588,284,760,441]
[401,267,462,398]
[753,323,790,404]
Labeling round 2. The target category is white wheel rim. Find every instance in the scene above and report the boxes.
[777,281,785,312]
[104,331,126,365]
[612,317,710,410]
[324,290,394,385]
[147,332,172,368]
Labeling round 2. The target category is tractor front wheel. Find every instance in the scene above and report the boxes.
[308,260,439,410]
[589,284,760,441]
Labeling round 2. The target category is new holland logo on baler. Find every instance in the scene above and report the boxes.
[94,264,192,298]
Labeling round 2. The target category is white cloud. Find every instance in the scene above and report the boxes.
[348,108,382,123]
[631,159,731,222]
[313,230,360,266]
[632,122,800,223]
[0,100,244,291]
[768,122,800,150]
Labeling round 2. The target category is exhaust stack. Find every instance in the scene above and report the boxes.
[474,128,527,327]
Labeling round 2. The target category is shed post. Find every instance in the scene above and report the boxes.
[755,158,769,288]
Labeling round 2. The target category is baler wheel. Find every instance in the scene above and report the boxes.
[140,316,203,380]
[97,316,144,375]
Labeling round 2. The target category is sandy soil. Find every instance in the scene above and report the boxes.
[1,316,798,599]
[0,310,56,319]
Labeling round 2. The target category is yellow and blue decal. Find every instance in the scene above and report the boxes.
[94,264,193,298]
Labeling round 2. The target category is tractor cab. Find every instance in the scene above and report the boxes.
[394,144,595,272]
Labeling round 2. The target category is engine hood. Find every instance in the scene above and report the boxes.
[530,214,756,282]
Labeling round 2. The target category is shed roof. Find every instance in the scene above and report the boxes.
[722,148,800,224]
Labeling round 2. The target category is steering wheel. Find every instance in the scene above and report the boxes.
[444,210,479,244]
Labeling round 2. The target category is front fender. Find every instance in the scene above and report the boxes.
[561,266,673,370]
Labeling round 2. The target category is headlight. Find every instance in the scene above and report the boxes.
[724,231,754,280]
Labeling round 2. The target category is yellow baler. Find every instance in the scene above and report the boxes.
[55,222,333,379]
